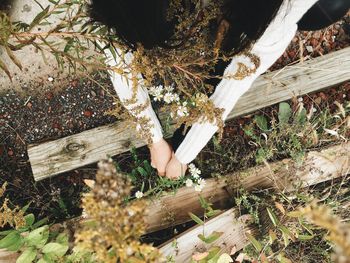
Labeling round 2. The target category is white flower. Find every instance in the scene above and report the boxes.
[81,210,88,219]
[135,191,144,199]
[198,178,206,187]
[153,93,163,101]
[177,105,189,117]
[194,184,204,192]
[185,179,193,187]
[165,85,174,92]
[163,92,175,104]
[149,86,164,101]
[172,93,180,102]
[188,163,196,170]
[298,97,303,102]
[194,179,206,192]
[48,77,54,82]
[190,167,201,179]
[188,163,201,179]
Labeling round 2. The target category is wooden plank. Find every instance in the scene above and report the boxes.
[28,47,350,180]
[3,143,349,262]
[0,249,18,263]
[157,143,350,261]
[145,141,350,233]
[158,210,252,263]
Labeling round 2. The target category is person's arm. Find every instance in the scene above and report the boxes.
[104,46,174,175]
[174,0,319,165]
[103,46,164,144]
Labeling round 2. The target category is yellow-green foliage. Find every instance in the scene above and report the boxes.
[300,201,350,263]
[0,182,26,230]
[74,159,162,263]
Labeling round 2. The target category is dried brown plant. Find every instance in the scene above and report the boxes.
[74,159,163,263]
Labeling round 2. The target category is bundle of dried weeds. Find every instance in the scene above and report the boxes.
[0,182,26,230]
[74,159,162,263]
[300,201,350,263]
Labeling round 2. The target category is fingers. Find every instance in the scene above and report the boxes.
[158,171,166,177]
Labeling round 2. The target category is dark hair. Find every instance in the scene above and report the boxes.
[0,0,12,13]
[89,0,176,49]
[89,0,283,52]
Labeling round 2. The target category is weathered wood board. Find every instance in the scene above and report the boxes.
[0,249,18,263]
[145,141,350,233]
[28,47,350,180]
[157,142,350,261]
[3,142,349,262]
[158,210,252,263]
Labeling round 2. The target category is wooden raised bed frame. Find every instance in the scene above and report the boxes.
[28,47,350,181]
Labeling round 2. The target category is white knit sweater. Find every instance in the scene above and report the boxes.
[105,0,318,164]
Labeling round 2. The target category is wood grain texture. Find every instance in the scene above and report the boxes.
[145,142,350,233]
[0,249,18,263]
[158,210,252,263]
[157,142,350,261]
[28,47,350,180]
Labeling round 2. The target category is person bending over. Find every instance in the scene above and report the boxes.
[89,0,349,179]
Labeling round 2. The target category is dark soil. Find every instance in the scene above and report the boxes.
[0,15,349,230]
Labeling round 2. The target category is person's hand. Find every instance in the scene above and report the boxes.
[165,152,188,180]
[149,138,173,176]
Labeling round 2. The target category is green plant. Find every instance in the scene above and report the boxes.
[244,100,349,165]
[234,188,263,226]
[120,146,189,200]
[0,184,94,263]
[184,195,235,263]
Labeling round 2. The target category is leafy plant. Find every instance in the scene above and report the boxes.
[0,182,94,263]
[244,100,349,165]
[185,196,235,263]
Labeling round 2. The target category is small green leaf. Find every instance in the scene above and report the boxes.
[217,253,234,263]
[16,247,36,263]
[277,253,292,263]
[297,234,314,241]
[0,229,14,236]
[137,167,148,177]
[29,6,50,30]
[0,231,20,249]
[279,226,295,241]
[278,102,292,125]
[25,214,35,227]
[267,207,279,227]
[254,115,268,131]
[199,195,211,210]
[246,232,262,252]
[189,212,204,225]
[42,242,69,257]
[32,217,48,228]
[269,229,277,244]
[25,225,49,248]
[198,231,223,244]
[295,107,307,125]
[143,160,153,174]
[6,236,23,251]
[286,210,303,218]
[5,46,22,70]
[205,209,221,218]
[206,246,221,263]
[280,228,290,247]
[55,233,68,245]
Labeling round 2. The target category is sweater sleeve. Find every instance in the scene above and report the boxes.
[103,47,164,144]
[174,0,319,164]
